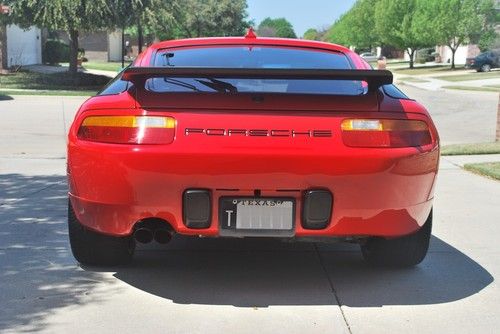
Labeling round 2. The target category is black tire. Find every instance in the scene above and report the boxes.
[68,199,135,266]
[480,64,491,72]
[361,210,432,267]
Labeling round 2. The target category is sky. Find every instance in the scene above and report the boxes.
[246,0,357,37]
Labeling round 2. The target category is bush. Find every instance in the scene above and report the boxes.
[43,39,70,65]
[415,57,427,64]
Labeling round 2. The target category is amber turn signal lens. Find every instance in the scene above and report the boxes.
[78,116,175,144]
[341,119,432,148]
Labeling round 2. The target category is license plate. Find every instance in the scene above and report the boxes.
[219,197,295,236]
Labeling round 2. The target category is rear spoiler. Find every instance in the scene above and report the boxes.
[122,67,393,92]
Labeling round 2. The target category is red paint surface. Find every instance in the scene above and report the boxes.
[67,37,439,238]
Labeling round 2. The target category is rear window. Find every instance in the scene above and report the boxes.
[146,46,366,96]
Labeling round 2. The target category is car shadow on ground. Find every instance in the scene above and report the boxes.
[0,173,495,332]
[108,234,494,307]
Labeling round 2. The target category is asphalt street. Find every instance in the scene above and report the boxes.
[0,90,499,333]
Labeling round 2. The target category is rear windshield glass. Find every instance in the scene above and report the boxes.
[146,46,365,96]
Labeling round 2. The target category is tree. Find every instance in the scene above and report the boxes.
[375,0,433,69]
[418,0,484,69]
[324,0,379,50]
[476,0,500,51]
[303,26,329,40]
[303,28,319,40]
[257,17,297,38]
[153,0,249,39]
[7,0,115,75]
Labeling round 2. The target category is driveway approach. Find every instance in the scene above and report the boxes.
[0,93,499,333]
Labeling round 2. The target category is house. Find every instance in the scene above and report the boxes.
[52,30,123,62]
[435,44,481,65]
[0,24,42,69]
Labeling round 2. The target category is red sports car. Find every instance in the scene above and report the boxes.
[67,30,439,267]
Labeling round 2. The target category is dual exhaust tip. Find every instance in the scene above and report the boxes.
[134,227,172,244]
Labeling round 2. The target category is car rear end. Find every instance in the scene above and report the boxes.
[67,36,439,266]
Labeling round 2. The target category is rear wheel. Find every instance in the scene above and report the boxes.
[361,210,432,267]
[68,199,135,266]
[480,64,491,72]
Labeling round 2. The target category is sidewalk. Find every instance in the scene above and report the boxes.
[23,64,116,78]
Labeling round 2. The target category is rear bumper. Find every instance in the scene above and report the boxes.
[68,142,438,238]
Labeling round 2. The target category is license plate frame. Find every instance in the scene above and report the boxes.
[219,197,295,237]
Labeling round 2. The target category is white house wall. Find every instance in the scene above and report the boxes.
[108,30,122,62]
[6,25,42,67]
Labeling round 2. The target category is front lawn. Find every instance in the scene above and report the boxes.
[441,142,500,156]
[0,90,95,97]
[398,77,429,83]
[0,71,111,92]
[82,61,131,72]
[434,71,500,82]
[442,85,500,92]
[464,162,500,181]
[393,65,464,75]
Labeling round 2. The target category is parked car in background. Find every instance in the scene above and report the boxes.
[466,50,500,72]
[360,52,378,62]
[416,48,437,63]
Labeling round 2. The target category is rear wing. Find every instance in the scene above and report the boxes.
[122,67,393,92]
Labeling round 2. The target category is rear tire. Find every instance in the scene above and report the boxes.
[68,199,135,266]
[361,210,432,267]
[480,64,491,72]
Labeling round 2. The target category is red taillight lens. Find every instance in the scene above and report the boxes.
[77,116,175,144]
[341,119,432,148]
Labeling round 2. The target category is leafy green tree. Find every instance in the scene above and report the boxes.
[323,13,353,46]
[156,0,248,39]
[303,28,319,40]
[418,0,485,69]
[6,0,117,75]
[324,0,379,49]
[257,17,297,38]
[375,0,433,69]
[303,26,329,40]
[475,0,500,51]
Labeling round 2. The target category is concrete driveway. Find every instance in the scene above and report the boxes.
[0,92,499,333]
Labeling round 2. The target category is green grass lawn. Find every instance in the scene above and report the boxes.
[393,65,464,75]
[442,85,500,92]
[441,142,500,156]
[398,76,429,83]
[464,162,500,181]
[0,90,95,97]
[0,71,110,93]
[82,61,131,72]
[434,71,500,82]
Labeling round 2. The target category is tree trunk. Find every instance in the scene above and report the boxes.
[408,49,415,69]
[137,18,143,54]
[0,24,8,70]
[450,47,456,69]
[68,29,79,76]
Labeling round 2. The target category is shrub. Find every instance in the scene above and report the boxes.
[43,39,70,65]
